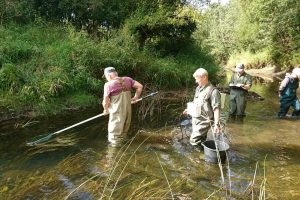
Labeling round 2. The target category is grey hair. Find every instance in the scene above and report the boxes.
[193,68,208,77]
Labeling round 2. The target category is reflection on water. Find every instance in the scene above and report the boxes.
[1,80,300,199]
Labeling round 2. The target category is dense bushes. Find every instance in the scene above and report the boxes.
[0,22,218,115]
[0,0,221,115]
[0,24,102,114]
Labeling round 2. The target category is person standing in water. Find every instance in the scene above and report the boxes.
[228,63,252,117]
[102,67,143,146]
[277,67,300,118]
[183,68,221,150]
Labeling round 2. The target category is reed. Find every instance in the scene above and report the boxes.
[100,138,137,199]
[108,136,151,199]
[259,155,267,200]
[155,152,174,199]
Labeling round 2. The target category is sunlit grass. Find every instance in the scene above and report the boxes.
[227,50,271,68]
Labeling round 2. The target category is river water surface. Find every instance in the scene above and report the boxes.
[1,78,300,200]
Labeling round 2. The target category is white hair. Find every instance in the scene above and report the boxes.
[193,68,208,77]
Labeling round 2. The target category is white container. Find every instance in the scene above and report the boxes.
[187,102,202,117]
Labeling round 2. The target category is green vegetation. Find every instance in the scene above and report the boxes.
[0,24,102,114]
[227,50,272,68]
[1,0,299,116]
[0,1,218,116]
[199,0,300,67]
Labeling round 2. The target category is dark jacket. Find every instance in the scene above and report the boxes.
[279,74,299,100]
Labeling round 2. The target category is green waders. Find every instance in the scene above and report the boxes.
[229,89,246,116]
[190,84,220,146]
[228,72,252,116]
[108,91,132,146]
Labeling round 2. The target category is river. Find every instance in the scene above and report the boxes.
[1,78,300,199]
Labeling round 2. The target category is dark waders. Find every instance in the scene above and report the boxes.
[229,89,247,116]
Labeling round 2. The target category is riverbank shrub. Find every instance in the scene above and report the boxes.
[0,21,218,116]
[0,23,102,114]
[0,63,23,92]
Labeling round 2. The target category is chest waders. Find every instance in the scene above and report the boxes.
[278,78,300,117]
[229,73,249,116]
[190,85,215,146]
[108,78,132,146]
[229,89,246,116]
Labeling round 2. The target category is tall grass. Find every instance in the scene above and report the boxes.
[0,21,219,116]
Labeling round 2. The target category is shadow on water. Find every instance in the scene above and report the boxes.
[1,78,300,199]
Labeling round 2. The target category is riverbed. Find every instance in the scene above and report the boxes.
[1,79,300,199]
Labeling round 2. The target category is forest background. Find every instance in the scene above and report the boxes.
[0,0,299,116]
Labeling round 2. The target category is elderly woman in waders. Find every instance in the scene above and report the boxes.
[183,68,221,150]
[102,67,143,147]
[278,68,300,118]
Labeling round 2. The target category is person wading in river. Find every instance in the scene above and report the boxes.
[102,67,143,146]
[183,68,221,150]
[228,63,252,117]
[277,67,300,118]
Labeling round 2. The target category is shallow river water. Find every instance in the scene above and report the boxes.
[1,79,300,200]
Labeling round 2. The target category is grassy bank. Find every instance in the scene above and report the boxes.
[0,22,219,117]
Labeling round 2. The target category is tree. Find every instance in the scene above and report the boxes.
[126,1,196,56]
[198,0,300,66]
